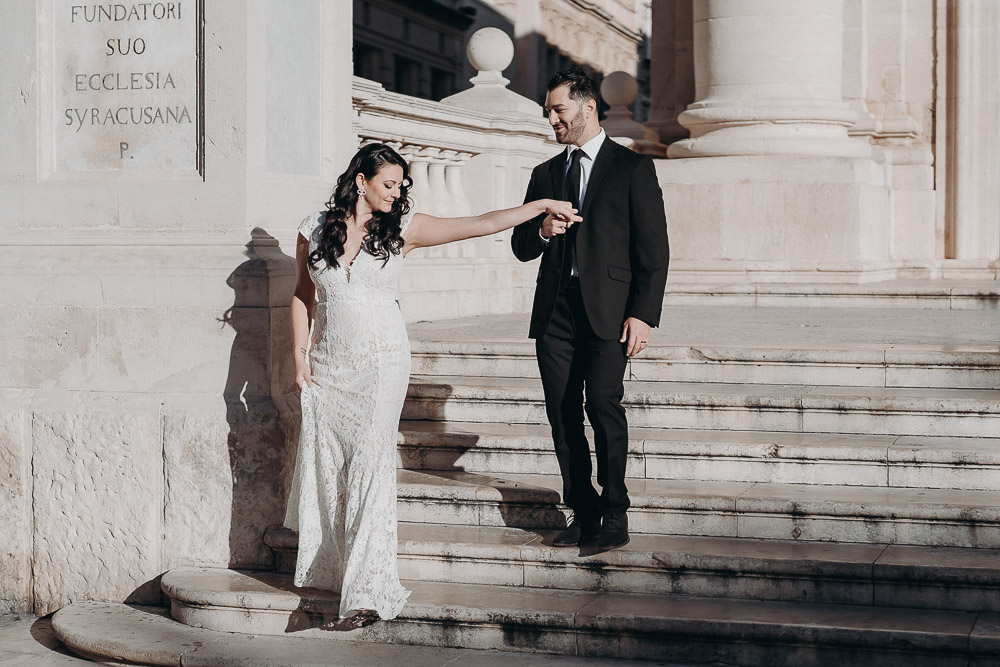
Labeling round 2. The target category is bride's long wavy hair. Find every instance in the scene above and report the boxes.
[309,143,412,270]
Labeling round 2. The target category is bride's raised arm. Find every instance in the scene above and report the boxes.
[401,199,580,255]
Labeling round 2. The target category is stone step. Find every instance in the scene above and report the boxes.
[263,522,1000,612]
[396,421,1000,491]
[407,306,1000,389]
[660,279,1000,310]
[144,568,999,665]
[392,470,1000,548]
[411,339,1000,390]
[48,601,651,667]
[403,376,1000,438]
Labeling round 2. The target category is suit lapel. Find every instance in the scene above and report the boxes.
[545,151,570,264]
[580,138,619,218]
[549,151,568,199]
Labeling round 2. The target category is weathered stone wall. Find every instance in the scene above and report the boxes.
[0,397,32,614]
[0,0,353,615]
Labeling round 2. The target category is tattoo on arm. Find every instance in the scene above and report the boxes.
[299,346,308,360]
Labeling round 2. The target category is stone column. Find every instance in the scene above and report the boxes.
[669,0,869,158]
[646,0,695,144]
[945,0,1000,261]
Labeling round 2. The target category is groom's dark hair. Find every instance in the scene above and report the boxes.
[547,67,600,106]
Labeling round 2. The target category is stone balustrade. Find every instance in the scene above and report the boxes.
[351,29,561,322]
[352,74,551,220]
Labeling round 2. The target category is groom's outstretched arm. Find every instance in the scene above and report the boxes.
[511,170,548,262]
[626,157,670,328]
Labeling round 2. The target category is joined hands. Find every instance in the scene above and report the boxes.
[541,199,582,239]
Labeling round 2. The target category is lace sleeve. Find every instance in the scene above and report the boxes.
[399,209,415,236]
[298,211,323,242]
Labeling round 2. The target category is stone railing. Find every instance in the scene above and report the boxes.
[351,29,561,321]
[352,76,553,219]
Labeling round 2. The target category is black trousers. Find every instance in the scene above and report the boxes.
[536,280,630,517]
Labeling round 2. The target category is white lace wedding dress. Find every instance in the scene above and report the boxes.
[283,210,411,620]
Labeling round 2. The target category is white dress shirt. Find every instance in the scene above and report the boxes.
[558,129,606,276]
[540,131,608,282]
[565,129,606,212]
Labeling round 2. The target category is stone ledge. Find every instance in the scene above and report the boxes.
[410,339,1000,390]
[395,421,1000,491]
[406,307,1000,352]
[403,375,1000,437]
[263,522,1000,611]
[406,375,1000,411]
[406,307,1000,389]
[660,280,1000,308]
[89,571,996,665]
[390,470,1000,548]
[411,339,1000,363]
[47,601,650,666]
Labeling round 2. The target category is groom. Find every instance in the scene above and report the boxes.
[511,68,669,549]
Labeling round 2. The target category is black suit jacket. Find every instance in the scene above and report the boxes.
[511,138,670,340]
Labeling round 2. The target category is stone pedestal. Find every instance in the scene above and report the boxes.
[443,27,538,117]
[669,0,868,158]
[657,156,892,282]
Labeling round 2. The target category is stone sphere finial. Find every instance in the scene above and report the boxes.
[601,71,638,107]
[599,70,664,154]
[466,27,514,75]
[443,26,539,116]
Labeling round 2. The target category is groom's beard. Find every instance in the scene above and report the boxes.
[554,107,587,145]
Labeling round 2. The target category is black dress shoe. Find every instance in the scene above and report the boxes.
[552,516,601,547]
[599,512,629,548]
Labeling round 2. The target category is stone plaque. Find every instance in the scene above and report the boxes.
[50,2,203,173]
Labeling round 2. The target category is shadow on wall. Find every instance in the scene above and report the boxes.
[220,228,299,570]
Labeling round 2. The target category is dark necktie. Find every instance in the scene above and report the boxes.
[563,149,584,282]
[566,148,583,210]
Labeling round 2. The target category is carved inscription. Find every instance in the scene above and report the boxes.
[54,2,200,172]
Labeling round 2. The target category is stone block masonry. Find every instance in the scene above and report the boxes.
[30,398,162,614]
[2,0,355,615]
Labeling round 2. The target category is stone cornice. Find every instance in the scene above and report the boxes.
[563,0,642,43]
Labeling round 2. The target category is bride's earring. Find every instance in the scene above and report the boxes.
[357,187,366,196]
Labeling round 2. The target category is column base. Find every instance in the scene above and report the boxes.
[669,133,872,159]
[670,104,870,159]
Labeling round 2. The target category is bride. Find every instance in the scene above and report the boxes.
[283,143,579,624]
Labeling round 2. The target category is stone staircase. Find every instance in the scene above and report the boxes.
[51,307,1000,665]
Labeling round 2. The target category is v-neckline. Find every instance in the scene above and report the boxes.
[344,247,363,283]
[343,223,367,283]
